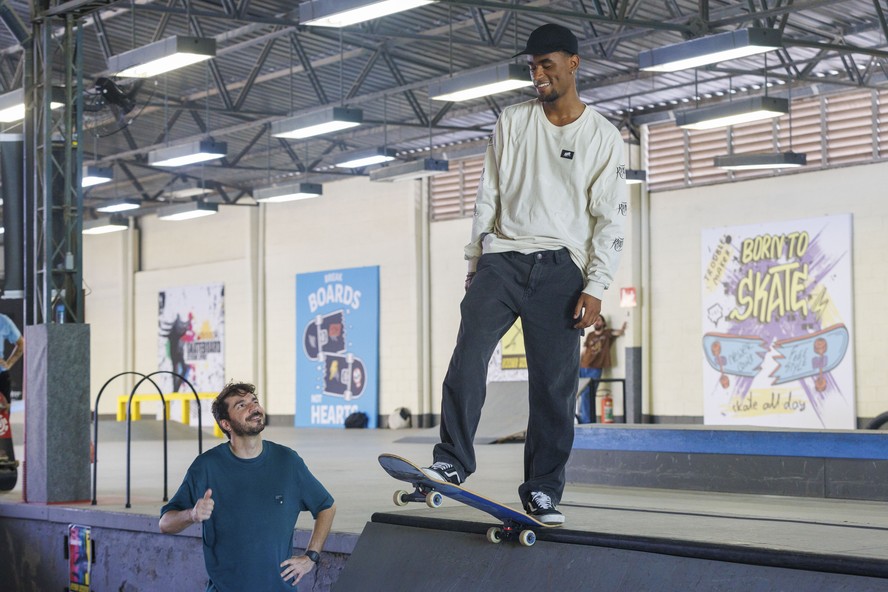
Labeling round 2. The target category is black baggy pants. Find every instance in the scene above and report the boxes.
[434,249,582,505]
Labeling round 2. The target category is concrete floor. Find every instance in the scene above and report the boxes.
[4,403,888,564]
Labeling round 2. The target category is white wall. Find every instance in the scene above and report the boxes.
[85,176,422,420]
[263,176,421,417]
[84,158,888,424]
[83,229,130,413]
[648,161,888,418]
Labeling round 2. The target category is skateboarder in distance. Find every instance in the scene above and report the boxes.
[0,313,24,489]
[422,23,627,526]
[159,382,336,591]
[0,312,24,412]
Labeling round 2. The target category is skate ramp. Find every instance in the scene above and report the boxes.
[333,513,888,592]
[397,378,592,444]
[395,381,529,444]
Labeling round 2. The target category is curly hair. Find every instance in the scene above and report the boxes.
[212,381,256,440]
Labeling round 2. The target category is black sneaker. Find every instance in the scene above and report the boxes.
[421,461,463,485]
[525,491,565,525]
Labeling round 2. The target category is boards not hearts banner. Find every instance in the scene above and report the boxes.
[296,266,379,428]
[701,215,854,428]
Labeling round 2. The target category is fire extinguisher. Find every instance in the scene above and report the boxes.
[600,390,614,424]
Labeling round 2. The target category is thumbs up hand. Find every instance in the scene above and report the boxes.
[191,489,215,523]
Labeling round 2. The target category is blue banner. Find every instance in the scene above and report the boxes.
[296,266,379,428]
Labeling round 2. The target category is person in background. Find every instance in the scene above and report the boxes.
[578,316,627,423]
[0,313,24,413]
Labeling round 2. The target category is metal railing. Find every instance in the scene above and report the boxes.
[92,371,204,508]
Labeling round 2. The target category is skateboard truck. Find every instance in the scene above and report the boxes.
[486,522,536,547]
[393,484,444,509]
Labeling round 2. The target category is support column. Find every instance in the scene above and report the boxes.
[24,323,90,503]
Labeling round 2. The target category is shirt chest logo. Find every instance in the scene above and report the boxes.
[560,149,575,160]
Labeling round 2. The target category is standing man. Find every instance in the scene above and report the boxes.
[578,316,627,423]
[423,23,627,526]
[160,382,336,591]
[0,312,24,412]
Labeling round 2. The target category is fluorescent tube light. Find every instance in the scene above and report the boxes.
[95,197,141,213]
[675,96,788,130]
[0,87,64,123]
[272,107,363,139]
[164,187,214,199]
[624,169,647,184]
[429,64,532,102]
[369,158,449,182]
[108,36,216,78]
[157,201,219,221]
[149,140,227,167]
[254,182,323,203]
[300,0,436,28]
[82,165,114,188]
[714,151,807,170]
[639,28,782,73]
[332,147,396,168]
[83,216,128,235]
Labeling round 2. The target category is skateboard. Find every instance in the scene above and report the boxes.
[378,453,555,547]
[0,396,18,491]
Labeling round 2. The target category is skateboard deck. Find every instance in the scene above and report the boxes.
[378,453,554,546]
[0,398,18,491]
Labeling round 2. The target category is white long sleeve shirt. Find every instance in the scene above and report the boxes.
[465,99,628,299]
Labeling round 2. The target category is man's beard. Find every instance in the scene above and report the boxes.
[538,88,561,103]
[229,413,266,436]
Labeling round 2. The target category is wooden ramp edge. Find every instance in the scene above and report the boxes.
[331,513,888,592]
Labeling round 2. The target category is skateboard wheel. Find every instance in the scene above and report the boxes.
[486,527,503,544]
[519,529,536,547]
[393,490,410,507]
[426,491,444,508]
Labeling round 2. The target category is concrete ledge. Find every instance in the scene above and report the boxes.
[0,501,358,590]
[568,425,888,501]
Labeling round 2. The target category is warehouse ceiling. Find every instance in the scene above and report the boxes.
[0,0,885,214]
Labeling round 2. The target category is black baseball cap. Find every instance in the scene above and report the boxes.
[512,24,579,58]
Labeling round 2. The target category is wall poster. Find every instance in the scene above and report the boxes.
[296,267,379,428]
[702,215,854,428]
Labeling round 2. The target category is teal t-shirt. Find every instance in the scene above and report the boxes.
[161,440,334,592]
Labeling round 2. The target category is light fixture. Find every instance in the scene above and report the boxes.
[429,64,532,102]
[624,169,647,184]
[254,182,323,203]
[332,147,396,168]
[157,201,219,221]
[299,0,436,28]
[107,36,216,78]
[714,151,807,170]
[164,186,214,199]
[0,87,64,123]
[272,107,363,139]
[149,140,227,167]
[83,216,128,235]
[82,165,114,188]
[95,197,141,213]
[675,96,788,130]
[439,140,488,161]
[370,158,449,182]
[639,28,782,73]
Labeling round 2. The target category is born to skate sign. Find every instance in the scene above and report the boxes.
[701,215,854,429]
[296,266,379,428]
